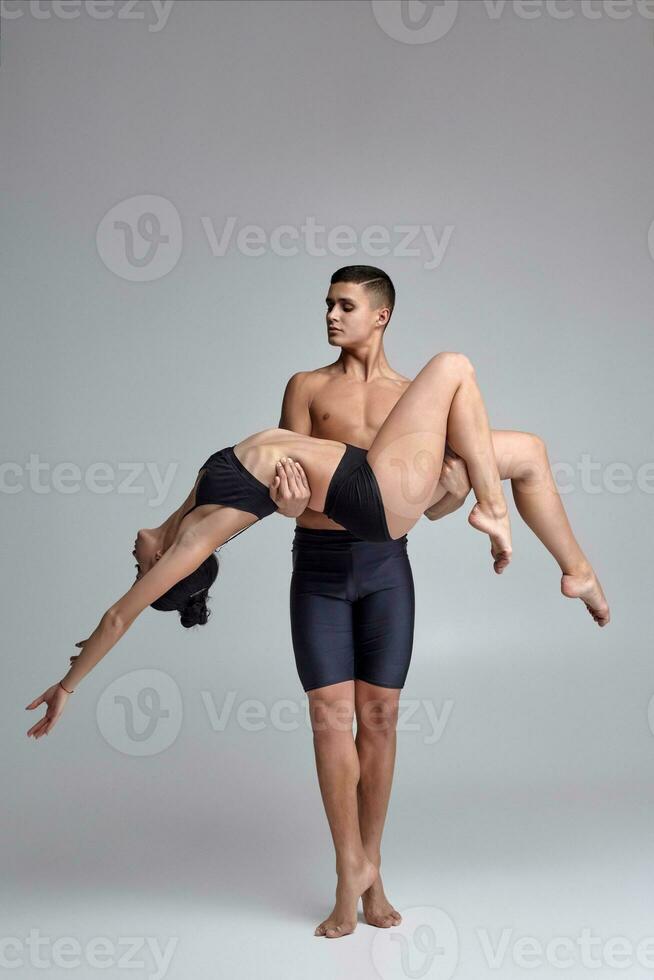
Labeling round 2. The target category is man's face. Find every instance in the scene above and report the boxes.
[325,282,388,347]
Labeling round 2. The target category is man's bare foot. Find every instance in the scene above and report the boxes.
[361,872,402,928]
[467,501,513,573]
[561,566,610,626]
[314,859,378,938]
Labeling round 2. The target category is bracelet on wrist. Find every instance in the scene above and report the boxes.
[59,680,74,694]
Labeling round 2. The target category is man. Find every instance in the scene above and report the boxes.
[268,265,609,939]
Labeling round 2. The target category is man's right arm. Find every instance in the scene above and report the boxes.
[278,371,313,433]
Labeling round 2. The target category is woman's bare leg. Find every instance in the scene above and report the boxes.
[366,352,512,570]
[490,431,609,625]
[425,428,610,625]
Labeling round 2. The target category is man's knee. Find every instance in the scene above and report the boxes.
[355,696,399,738]
[309,692,355,735]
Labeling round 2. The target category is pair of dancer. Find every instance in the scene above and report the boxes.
[26,269,610,941]
[28,349,517,699]
[26,347,522,714]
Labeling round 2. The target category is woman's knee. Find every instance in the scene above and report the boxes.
[429,351,475,380]
[513,432,549,484]
[526,432,547,458]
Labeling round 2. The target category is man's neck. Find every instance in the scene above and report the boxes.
[335,341,396,382]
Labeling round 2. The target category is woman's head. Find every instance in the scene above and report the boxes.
[150,552,219,628]
[132,526,219,628]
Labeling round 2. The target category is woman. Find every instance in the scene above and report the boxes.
[25,350,599,739]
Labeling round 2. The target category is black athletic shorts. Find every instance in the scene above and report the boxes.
[290,526,415,692]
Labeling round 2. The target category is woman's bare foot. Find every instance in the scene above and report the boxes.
[361,872,402,928]
[314,859,378,938]
[467,502,513,573]
[561,566,610,626]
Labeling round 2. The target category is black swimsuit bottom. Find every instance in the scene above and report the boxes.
[184,443,391,542]
[184,446,278,521]
[324,444,392,542]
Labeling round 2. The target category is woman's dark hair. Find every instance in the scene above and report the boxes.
[150,553,219,629]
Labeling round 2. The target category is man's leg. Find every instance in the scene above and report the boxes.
[351,535,415,927]
[355,680,403,927]
[290,528,378,938]
[309,681,378,938]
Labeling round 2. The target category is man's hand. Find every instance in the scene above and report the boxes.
[439,447,471,501]
[269,457,311,518]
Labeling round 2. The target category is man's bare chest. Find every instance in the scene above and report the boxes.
[308,380,410,446]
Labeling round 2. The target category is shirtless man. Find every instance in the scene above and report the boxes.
[269,265,609,939]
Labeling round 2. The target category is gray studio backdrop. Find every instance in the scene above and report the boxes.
[2,2,653,979]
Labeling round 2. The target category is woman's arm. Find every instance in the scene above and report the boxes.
[64,528,219,690]
[26,521,225,739]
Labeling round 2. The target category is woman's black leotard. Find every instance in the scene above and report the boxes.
[183,446,279,521]
[324,444,392,542]
[183,443,391,542]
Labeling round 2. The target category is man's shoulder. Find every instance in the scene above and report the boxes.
[283,363,335,390]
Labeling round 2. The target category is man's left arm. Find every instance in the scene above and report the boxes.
[423,452,472,522]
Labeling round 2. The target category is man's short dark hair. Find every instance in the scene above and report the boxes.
[330,265,396,327]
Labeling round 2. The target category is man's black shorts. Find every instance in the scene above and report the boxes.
[290,526,415,692]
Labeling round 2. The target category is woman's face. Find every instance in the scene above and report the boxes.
[132,528,160,581]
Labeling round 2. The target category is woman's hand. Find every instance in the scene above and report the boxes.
[269,457,311,518]
[25,682,70,739]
